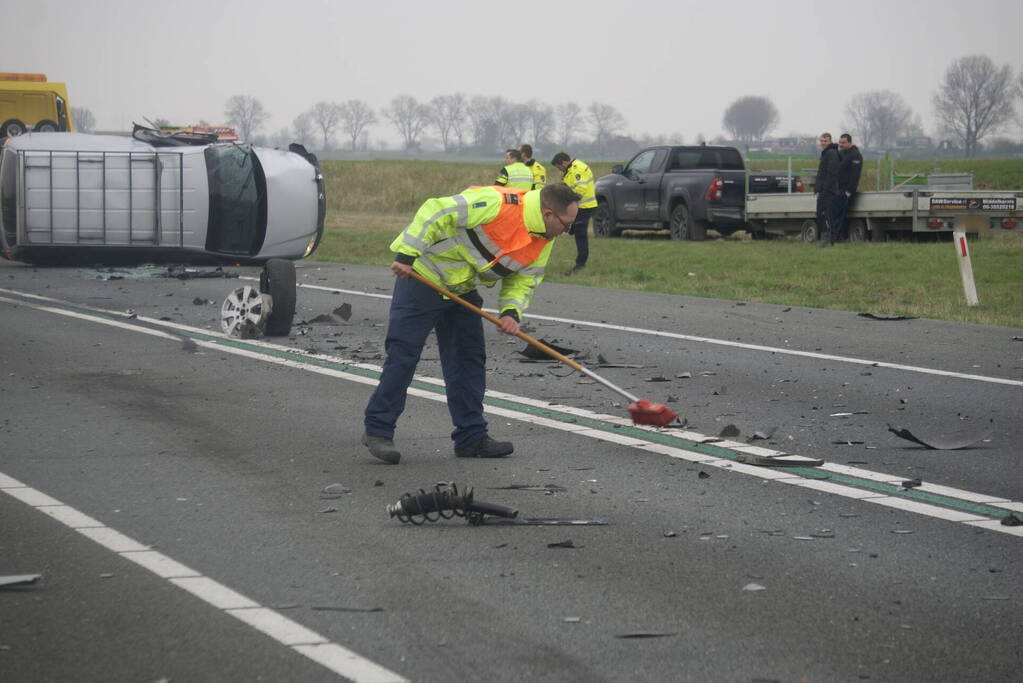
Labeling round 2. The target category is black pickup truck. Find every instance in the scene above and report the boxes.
[592,145,801,240]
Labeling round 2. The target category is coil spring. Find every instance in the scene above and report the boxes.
[387,483,484,525]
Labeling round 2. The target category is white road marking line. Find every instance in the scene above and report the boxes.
[864,497,989,523]
[3,288,1021,539]
[225,607,328,646]
[120,551,201,578]
[273,279,1023,388]
[0,474,408,683]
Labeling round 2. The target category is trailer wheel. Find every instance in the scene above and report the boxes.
[848,220,867,243]
[34,120,58,133]
[259,259,297,336]
[1,119,27,138]
[801,220,818,243]
[593,202,621,237]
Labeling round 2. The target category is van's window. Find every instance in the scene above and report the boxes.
[1,149,18,248]
[204,144,266,256]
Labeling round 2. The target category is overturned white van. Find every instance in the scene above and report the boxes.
[1,126,325,264]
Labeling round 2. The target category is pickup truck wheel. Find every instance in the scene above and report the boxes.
[801,220,818,243]
[593,203,621,237]
[848,220,867,243]
[670,204,697,241]
[1,119,27,138]
[259,258,297,336]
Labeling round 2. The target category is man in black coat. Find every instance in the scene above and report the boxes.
[833,133,863,241]
[815,132,840,247]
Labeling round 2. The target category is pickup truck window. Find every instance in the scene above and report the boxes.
[625,149,657,175]
[670,148,745,171]
[670,150,702,170]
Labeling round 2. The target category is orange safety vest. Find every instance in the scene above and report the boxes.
[468,187,549,280]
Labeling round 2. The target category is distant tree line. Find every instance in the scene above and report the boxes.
[70,53,1023,159]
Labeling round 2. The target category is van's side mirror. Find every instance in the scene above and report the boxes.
[612,164,624,175]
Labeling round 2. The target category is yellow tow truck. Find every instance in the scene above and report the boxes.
[0,73,74,138]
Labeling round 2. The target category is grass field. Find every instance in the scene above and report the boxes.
[318,159,1023,329]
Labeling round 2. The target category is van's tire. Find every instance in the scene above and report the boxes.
[801,219,819,243]
[1,119,27,138]
[34,120,58,133]
[848,219,868,243]
[669,203,706,241]
[259,259,297,336]
[592,202,621,237]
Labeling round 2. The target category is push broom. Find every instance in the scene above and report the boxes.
[407,270,679,427]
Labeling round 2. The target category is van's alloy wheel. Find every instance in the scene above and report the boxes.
[221,286,272,338]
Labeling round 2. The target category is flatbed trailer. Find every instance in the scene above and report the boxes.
[745,190,1022,241]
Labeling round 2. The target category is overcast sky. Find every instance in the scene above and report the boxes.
[6,0,1023,147]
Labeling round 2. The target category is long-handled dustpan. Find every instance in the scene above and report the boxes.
[407,270,679,427]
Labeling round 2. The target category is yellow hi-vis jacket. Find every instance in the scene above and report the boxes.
[390,186,554,319]
[495,161,534,190]
[525,159,547,189]
[562,159,597,208]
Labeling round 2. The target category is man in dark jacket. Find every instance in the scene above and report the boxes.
[815,132,840,247]
[833,133,863,241]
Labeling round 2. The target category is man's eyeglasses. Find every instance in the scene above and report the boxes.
[547,211,573,233]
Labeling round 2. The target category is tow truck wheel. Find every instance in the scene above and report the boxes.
[34,120,58,133]
[848,220,867,243]
[1,119,27,138]
[801,220,818,243]
[260,258,297,336]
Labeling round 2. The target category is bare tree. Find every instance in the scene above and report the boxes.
[70,106,96,133]
[844,90,914,150]
[385,95,431,150]
[588,102,626,148]
[503,103,532,145]
[339,100,376,151]
[465,96,508,149]
[555,102,582,148]
[429,93,467,151]
[933,54,1015,158]
[292,112,314,148]
[309,101,343,151]
[224,95,269,142]
[722,95,779,147]
[525,100,554,146]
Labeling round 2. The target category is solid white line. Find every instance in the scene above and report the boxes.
[269,279,1023,388]
[0,475,408,682]
[3,288,1021,540]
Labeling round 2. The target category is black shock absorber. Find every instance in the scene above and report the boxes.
[387,483,519,525]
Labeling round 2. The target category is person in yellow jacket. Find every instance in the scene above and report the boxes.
[552,152,597,274]
[519,143,546,190]
[361,183,581,464]
[494,149,534,190]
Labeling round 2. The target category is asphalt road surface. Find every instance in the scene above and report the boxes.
[2,258,1021,683]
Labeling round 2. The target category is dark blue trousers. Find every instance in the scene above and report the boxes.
[363,275,488,448]
[570,207,594,266]
[832,192,855,241]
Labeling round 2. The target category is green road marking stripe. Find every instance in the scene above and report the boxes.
[3,288,1015,523]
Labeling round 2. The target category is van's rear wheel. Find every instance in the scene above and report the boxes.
[1,119,27,138]
[34,120,58,132]
[260,259,297,336]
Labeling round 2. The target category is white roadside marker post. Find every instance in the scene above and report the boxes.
[953,231,979,307]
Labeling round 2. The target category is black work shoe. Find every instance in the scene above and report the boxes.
[361,433,401,464]
[454,436,514,458]
[564,264,586,276]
